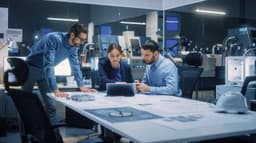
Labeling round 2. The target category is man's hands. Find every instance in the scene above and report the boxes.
[53,87,97,97]
[54,89,69,97]
[135,82,150,93]
[80,86,97,92]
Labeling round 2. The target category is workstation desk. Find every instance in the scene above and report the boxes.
[48,92,256,143]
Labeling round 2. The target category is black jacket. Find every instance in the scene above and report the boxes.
[98,57,133,90]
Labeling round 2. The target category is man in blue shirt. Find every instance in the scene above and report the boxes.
[136,40,181,96]
[22,23,96,123]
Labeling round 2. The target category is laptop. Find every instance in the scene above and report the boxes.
[106,83,135,96]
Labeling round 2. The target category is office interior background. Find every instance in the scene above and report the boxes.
[0,0,256,142]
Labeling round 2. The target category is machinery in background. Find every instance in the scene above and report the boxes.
[123,34,147,81]
[94,35,118,57]
[222,27,256,63]
[129,57,146,81]
[225,56,256,86]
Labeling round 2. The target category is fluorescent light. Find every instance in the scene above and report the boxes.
[120,21,146,25]
[47,17,79,22]
[195,8,226,15]
[165,20,179,24]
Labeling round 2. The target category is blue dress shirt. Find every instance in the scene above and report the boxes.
[142,55,181,96]
[26,32,84,91]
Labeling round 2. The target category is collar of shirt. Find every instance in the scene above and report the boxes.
[150,54,164,70]
[63,33,69,47]
[63,32,79,49]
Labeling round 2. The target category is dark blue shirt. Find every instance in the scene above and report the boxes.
[98,57,133,90]
[111,68,121,82]
[26,32,84,91]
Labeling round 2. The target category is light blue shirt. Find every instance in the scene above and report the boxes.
[142,55,181,96]
[26,32,84,91]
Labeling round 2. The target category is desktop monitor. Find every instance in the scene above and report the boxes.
[166,39,179,57]
[130,38,141,57]
[55,58,71,76]
[55,58,72,84]
[100,26,112,35]
[165,16,179,32]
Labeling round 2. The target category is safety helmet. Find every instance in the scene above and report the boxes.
[215,91,248,113]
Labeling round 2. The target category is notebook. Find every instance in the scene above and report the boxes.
[106,83,135,96]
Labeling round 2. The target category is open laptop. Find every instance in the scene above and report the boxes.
[106,83,135,96]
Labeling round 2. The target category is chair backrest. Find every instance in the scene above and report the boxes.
[178,65,203,99]
[6,89,62,143]
[3,57,29,90]
[183,52,203,67]
[241,76,256,96]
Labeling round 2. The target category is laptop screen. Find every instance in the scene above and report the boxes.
[106,83,135,96]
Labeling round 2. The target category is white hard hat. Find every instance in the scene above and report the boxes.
[215,91,248,114]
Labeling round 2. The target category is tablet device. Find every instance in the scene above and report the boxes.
[106,83,135,96]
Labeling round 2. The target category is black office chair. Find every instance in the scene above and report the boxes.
[241,76,256,96]
[240,76,256,112]
[182,52,203,67]
[178,52,203,99]
[7,89,64,143]
[4,57,102,143]
[3,57,29,90]
[178,66,203,99]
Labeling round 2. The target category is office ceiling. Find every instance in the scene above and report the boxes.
[171,0,256,20]
[46,0,206,10]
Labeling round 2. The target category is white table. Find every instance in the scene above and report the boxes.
[49,92,256,143]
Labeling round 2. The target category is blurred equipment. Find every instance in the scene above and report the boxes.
[80,43,95,67]
[225,56,256,86]
[129,37,142,57]
[225,56,244,86]
[180,36,192,51]
[94,35,118,57]
[130,57,146,81]
[164,38,180,58]
[222,27,256,62]
[212,43,223,55]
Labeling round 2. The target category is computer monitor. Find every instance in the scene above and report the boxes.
[100,26,112,35]
[166,39,179,57]
[165,16,179,32]
[130,38,141,57]
[55,58,71,76]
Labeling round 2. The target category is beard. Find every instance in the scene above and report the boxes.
[143,55,156,65]
[71,38,81,47]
